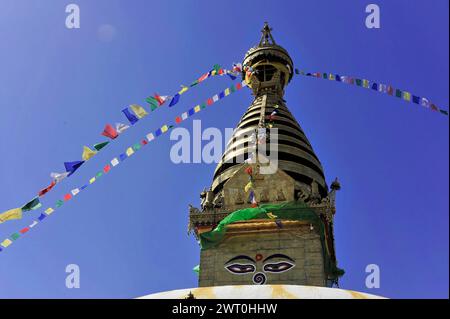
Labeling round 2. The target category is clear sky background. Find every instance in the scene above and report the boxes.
[0,0,448,299]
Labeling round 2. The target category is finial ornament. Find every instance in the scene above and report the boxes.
[259,22,276,46]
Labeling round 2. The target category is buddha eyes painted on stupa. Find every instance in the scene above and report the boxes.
[224,253,296,285]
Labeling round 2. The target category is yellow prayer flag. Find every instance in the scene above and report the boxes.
[224,88,230,96]
[126,147,134,156]
[89,177,96,184]
[130,104,148,119]
[178,85,188,95]
[194,105,201,113]
[161,125,168,133]
[0,239,12,248]
[403,92,411,101]
[244,182,253,193]
[45,208,54,215]
[0,208,22,224]
[82,146,97,161]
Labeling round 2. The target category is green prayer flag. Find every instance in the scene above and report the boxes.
[55,200,64,208]
[11,233,20,240]
[93,141,109,151]
[21,197,41,212]
[96,172,103,178]
[440,109,448,116]
[395,89,402,98]
[355,79,362,86]
[193,265,200,274]
[133,143,141,151]
[230,85,236,93]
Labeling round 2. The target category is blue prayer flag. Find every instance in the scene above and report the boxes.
[169,94,180,107]
[122,108,139,125]
[64,161,84,176]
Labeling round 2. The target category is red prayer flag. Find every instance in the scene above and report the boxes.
[175,116,182,124]
[102,124,118,139]
[64,193,72,201]
[103,165,111,173]
[207,98,214,106]
[245,167,253,175]
[38,180,56,197]
[431,104,438,111]
[20,227,30,234]
[141,139,148,146]
[236,82,242,90]
[154,94,165,106]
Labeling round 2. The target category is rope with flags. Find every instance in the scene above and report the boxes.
[0,63,243,225]
[0,80,247,252]
[295,69,448,116]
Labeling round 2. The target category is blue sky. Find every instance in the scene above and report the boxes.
[0,0,448,299]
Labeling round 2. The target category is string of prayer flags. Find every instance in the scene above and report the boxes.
[0,68,244,228]
[82,146,97,161]
[297,71,449,116]
[102,124,119,139]
[0,80,247,248]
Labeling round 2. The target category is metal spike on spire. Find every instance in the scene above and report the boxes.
[259,22,276,46]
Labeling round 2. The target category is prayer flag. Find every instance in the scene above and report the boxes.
[181,112,188,120]
[0,208,22,224]
[175,116,182,124]
[154,94,168,106]
[161,125,169,133]
[82,146,97,161]
[64,160,84,176]
[194,105,201,113]
[29,221,38,228]
[193,265,200,274]
[155,128,162,137]
[103,164,111,173]
[119,153,127,161]
[146,96,159,111]
[116,123,130,134]
[64,193,72,201]
[126,147,134,157]
[146,133,155,141]
[55,200,64,208]
[387,86,394,96]
[10,233,20,241]
[227,73,237,80]
[71,188,80,196]
[421,98,430,108]
[244,182,253,192]
[178,85,189,95]
[122,108,139,125]
[22,197,42,212]
[395,89,403,98]
[188,108,195,116]
[403,91,411,102]
[37,214,46,221]
[207,98,213,106]
[362,79,370,88]
[51,172,69,183]
[371,83,378,91]
[38,180,56,197]
[111,158,119,167]
[102,124,118,139]
[224,88,230,96]
[1,239,12,248]
[93,141,109,151]
[412,95,420,104]
[89,177,96,184]
[45,208,54,215]
[130,104,148,118]
[19,227,29,234]
[169,94,180,107]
